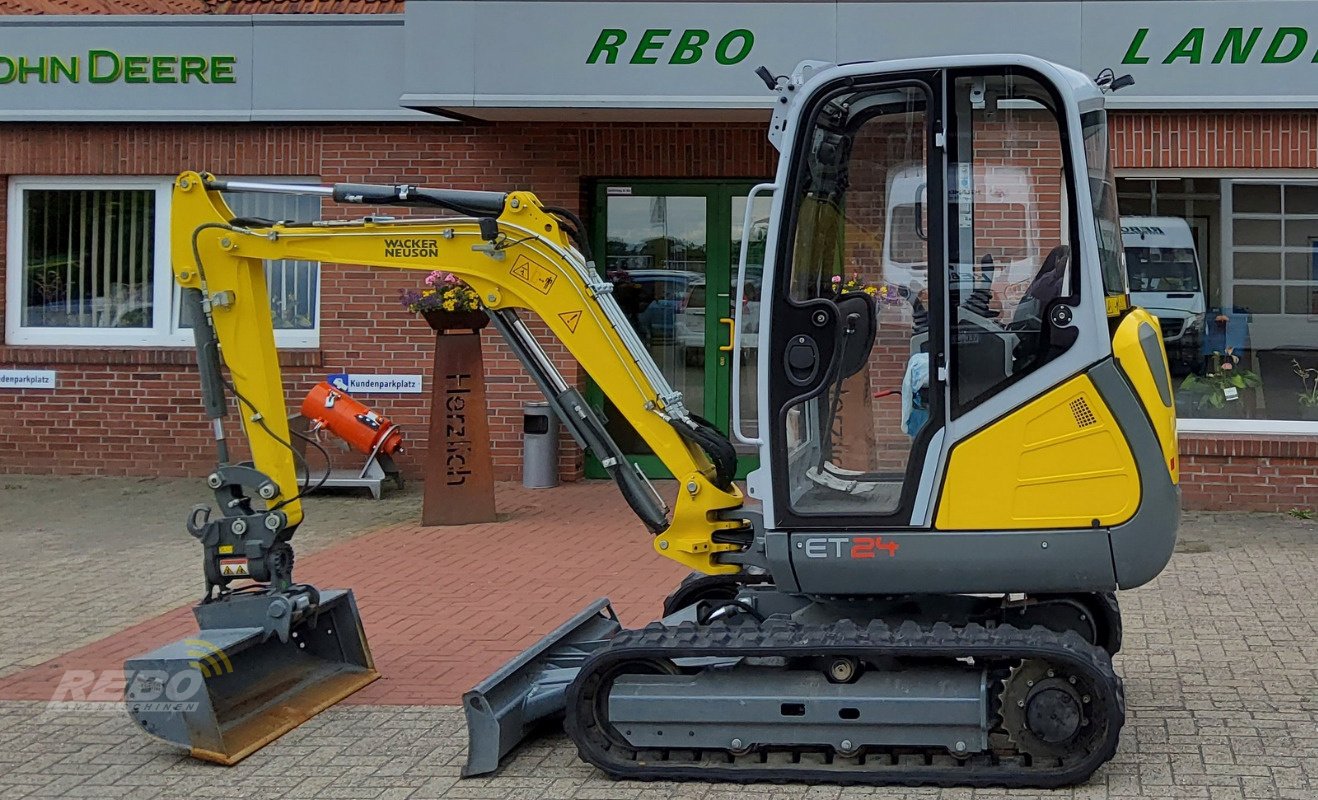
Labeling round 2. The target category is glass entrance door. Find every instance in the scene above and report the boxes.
[587,181,767,479]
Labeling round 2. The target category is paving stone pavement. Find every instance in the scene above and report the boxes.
[0,473,1314,798]
[0,475,422,678]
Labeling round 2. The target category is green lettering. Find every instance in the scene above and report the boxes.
[151,55,177,83]
[1162,28,1204,64]
[1122,28,1151,64]
[179,55,208,83]
[587,29,626,64]
[211,55,235,84]
[1263,27,1307,63]
[88,49,121,83]
[670,29,709,64]
[630,28,670,65]
[123,55,148,83]
[17,56,45,84]
[0,56,14,84]
[50,55,78,83]
[715,29,754,65]
[1212,27,1263,64]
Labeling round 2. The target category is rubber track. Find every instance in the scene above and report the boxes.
[565,618,1124,788]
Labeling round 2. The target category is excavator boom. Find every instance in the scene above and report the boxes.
[172,173,747,571]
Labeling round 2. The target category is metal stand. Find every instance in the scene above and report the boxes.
[291,415,402,500]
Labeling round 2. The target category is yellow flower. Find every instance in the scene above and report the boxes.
[422,289,436,297]
[864,286,878,295]
[442,298,458,312]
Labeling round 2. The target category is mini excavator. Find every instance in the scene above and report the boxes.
[125,55,1177,787]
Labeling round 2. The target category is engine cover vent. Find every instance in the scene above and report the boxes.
[1070,397,1098,428]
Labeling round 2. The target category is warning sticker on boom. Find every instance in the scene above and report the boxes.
[558,310,582,333]
[510,255,556,295]
[219,558,250,577]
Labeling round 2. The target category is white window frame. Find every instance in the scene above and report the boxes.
[1116,169,1318,435]
[6,176,320,349]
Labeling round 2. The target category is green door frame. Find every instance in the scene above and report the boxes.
[585,178,761,480]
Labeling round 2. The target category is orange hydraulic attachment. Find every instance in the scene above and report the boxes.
[300,382,404,456]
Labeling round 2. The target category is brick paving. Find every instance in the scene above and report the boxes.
[0,474,420,679]
[0,477,1314,798]
[0,480,688,704]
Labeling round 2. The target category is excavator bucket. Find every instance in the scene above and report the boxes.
[124,588,377,765]
[463,598,621,776]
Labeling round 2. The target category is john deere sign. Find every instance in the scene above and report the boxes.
[0,52,237,85]
[0,14,429,121]
[404,0,1318,118]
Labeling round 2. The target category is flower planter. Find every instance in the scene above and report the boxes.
[1300,405,1318,422]
[423,309,489,333]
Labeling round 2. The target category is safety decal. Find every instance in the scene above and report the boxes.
[558,310,582,333]
[219,558,250,577]
[510,254,557,295]
[217,545,234,555]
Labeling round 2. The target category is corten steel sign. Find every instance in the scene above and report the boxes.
[402,0,1318,117]
[422,332,497,527]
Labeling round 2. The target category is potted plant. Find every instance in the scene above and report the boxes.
[401,270,488,332]
[831,273,905,305]
[1176,349,1262,418]
[1292,359,1318,422]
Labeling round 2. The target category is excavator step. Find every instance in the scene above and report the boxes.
[563,618,1124,788]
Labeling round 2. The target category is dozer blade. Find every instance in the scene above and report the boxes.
[124,588,378,765]
[463,597,620,777]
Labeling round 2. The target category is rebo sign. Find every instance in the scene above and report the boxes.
[587,28,755,66]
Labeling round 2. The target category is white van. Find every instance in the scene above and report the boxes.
[1120,216,1206,372]
[884,163,1040,302]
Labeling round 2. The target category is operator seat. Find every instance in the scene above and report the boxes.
[1010,244,1075,364]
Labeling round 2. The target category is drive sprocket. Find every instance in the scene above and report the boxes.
[998,658,1104,761]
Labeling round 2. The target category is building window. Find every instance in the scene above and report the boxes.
[6,177,320,348]
[1116,175,1318,430]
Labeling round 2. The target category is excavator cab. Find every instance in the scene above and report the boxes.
[472,57,1177,787]
[740,58,1177,599]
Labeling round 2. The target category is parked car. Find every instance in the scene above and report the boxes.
[607,268,701,345]
[677,277,760,366]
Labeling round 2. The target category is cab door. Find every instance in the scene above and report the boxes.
[761,63,1107,538]
[764,75,946,529]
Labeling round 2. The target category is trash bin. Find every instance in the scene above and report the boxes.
[523,402,559,489]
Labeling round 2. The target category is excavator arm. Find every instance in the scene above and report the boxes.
[171,171,746,576]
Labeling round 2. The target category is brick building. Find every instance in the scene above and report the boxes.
[0,0,1314,511]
